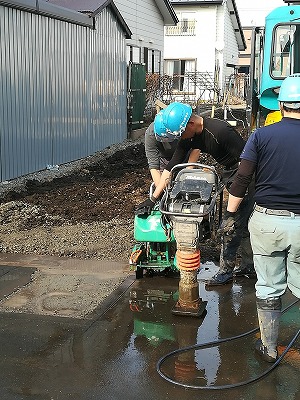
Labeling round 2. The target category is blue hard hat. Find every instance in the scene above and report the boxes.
[162,102,192,137]
[278,74,300,107]
[154,110,166,135]
[153,110,178,142]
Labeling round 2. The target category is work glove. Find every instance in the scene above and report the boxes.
[134,197,156,216]
[219,211,236,235]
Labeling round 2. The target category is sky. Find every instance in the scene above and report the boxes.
[235,0,286,26]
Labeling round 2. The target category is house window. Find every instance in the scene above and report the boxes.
[165,12,196,36]
[144,49,161,73]
[126,46,161,73]
[165,20,196,36]
[127,45,141,64]
[144,47,148,70]
[164,59,196,92]
[182,18,189,33]
[271,24,300,78]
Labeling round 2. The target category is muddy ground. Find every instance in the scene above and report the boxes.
[0,110,248,264]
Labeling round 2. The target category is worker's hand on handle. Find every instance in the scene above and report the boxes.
[219,211,236,235]
[152,169,171,200]
[134,196,157,216]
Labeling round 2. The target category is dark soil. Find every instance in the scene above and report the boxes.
[0,144,152,224]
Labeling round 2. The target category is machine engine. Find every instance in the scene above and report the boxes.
[130,163,224,280]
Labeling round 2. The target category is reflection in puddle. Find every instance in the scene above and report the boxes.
[0,263,298,399]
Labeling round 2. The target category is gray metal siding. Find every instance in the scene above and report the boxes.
[223,4,239,77]
[114,0,165,51]
[0,5,127,181]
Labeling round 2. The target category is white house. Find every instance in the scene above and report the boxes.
[114,0,178,73]
[164,0,245,103]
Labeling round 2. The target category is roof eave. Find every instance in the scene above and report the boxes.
[0,0,94,27]
[227,0,246,51]
[155,0,178,26]
[91,0,131,38]
[171,1,222,5]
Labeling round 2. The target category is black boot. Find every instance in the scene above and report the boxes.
[255,297,281,363]
[233,264,257,278]
[206,259,234,286]
[206,269,233,286]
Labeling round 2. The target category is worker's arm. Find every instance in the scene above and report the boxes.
[151,150,200,199]
[135,143,189,215]
[151,143,190,200]
[152,169,171,200]
[187,149,200,164]
[227,158,256,212]
[150,168,161,187]
[144,124,161,180]
[227,194,243,212]
[134,168,171,215]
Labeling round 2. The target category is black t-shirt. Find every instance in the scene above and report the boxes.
[165,117,245,171]
[238,117,300,213]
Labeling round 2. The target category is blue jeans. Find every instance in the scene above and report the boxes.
[248,209,300,299]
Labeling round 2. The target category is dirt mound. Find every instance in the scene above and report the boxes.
[0,143,152,225]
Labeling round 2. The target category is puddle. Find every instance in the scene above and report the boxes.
[0,263,299,399]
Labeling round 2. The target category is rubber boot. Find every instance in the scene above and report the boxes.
[256,297,281,362]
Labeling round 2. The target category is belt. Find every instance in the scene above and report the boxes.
[254,205,300,217]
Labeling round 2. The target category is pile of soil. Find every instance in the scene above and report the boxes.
[0,111,248,264]
[2,143,151,224]
[0,141,152,261]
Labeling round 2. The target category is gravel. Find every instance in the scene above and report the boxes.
[0,138,147,263]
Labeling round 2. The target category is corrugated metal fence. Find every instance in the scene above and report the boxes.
[0,4,128,181]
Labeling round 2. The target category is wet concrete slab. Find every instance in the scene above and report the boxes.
[0,254,130,318]
[0,256,299,400]
[0,265,37,298]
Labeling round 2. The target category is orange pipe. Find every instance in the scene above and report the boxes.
[174,360,197,382]
[176,249,200,271]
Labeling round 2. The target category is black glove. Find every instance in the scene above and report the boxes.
[135,197,156,216]
[219,211,236,235]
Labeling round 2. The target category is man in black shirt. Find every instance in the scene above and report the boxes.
[136,102,255,284]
